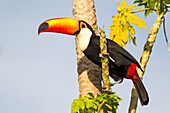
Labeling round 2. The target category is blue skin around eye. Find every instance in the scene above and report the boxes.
[81,24,85,28]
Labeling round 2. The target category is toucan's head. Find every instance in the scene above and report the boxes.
[38,18,95,36]
[38,18,95,51]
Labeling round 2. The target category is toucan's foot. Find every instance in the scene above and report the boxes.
[102,87,112,94]
[99,53,109,57]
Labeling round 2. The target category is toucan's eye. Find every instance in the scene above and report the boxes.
[81,24,86,28]
[80,22,87,29]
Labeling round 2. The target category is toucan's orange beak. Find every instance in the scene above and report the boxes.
[38,18,80,35]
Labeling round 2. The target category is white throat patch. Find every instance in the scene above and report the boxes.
[77,28,92,51]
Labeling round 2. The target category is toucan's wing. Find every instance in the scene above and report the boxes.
[106,38,143,72]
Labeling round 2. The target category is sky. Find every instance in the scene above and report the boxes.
[0,0,170,113]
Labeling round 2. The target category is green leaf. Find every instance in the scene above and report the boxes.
[86,100,95,109]
[78,100,85,110]
[103,105,112,112]
[135,0,169,16]
[134,0,142,3]
[71,92,121,113]
[165,0,170,4]
[88,92,94,99]
[103,93,110,100]
[96,94,103,102]
[71,100,79,113]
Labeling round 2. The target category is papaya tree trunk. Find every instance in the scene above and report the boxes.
[72,0,102,97]
[128,12,165,113]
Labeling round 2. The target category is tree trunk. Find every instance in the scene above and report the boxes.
[72,0,102,97]
[128,12,165,113]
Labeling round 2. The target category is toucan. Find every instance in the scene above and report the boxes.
[38,18,149,105]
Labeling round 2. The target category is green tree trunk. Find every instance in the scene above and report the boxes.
[128,12,165,113]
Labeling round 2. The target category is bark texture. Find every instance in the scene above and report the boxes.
[72,0,102,97]
[128,12,165,113]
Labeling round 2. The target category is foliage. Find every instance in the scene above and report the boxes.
[71,92,122,113]
[128,0,169,113]
[110,0,148,47]
[134,0,170,16]
[133,0,170,50]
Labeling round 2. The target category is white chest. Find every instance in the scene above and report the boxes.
[77,28,92,51]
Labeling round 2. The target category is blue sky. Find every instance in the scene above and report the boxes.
[0,0,170,113]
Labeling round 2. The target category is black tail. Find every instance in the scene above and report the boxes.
[133,74,149,105]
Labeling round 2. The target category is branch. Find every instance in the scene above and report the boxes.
[97,100,106,113]
[131,8,157,14]
[128,11,165,113]
[162,16,170,51]
[99,27,112,93]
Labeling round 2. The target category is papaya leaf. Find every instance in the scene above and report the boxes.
[126,13,149,30]
[78,100,85,110]
[96,94,103,102]
[88,92,94,99]
[86,100,95,109]
[71,99,80,113]
[71,92,121,113]
[110,0,148,47]
[165,0,170,4]
[134,0,170,16]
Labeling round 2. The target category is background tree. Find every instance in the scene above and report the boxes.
[128,0,169,113]
[72,0,121,112]
[72,0,169,112]
[72,0,102,97]
[0,0,170,113]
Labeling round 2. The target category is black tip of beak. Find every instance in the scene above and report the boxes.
[38,23,49,35]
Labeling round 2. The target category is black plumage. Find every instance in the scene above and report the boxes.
[83,35,149,105]
[84,35,139,80]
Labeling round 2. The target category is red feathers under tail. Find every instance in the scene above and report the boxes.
[126,63,149,105]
